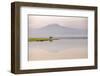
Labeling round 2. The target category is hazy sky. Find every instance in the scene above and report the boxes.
[29,15,88,30]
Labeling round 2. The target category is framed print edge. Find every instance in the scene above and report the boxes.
[11,2,21,74]
[11,2,98,74]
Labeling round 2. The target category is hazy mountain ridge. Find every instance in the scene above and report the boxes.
[29,24,87,38]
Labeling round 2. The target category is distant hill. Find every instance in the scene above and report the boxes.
[29,24,87,38]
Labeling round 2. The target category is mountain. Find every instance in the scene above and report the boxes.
[29,24,87,38]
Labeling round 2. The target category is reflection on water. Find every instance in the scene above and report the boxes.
[28,39,88,61]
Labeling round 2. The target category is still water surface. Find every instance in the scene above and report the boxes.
[29,39,88,61]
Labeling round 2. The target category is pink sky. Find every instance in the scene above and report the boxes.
[29,15,88,30]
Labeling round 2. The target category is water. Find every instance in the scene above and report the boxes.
[28,39,88,61]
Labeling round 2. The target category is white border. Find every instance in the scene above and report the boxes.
[20,7,95,70]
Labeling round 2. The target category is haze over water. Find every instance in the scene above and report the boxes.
[28,15,88,61]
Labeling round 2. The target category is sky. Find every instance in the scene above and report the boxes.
[28,15,88,30]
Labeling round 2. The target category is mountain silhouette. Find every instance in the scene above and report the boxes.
[29,24,87,38]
